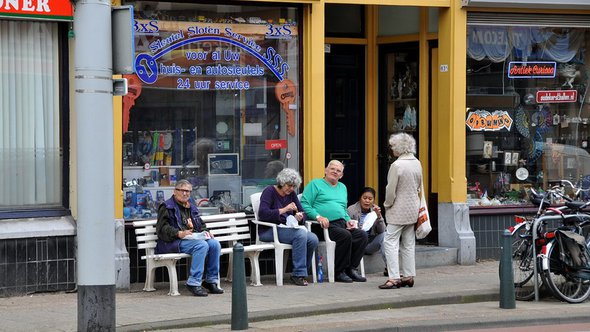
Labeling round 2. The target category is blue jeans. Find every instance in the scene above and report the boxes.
[365,232,386,264]
[259,227,319,277]
[179,238,221,286]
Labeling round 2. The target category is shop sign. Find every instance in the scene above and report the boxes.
[466,109,513,132]
[507,61,556,79]
[265,139,287,150]
[536,90,577,103]
[134,20,294,86]
[0,0,73,21]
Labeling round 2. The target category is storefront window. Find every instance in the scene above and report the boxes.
[466,24,590,207]
[0,21,63,210]
[122,2,301,219]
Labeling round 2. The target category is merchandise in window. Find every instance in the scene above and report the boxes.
[466,25,590,207]
[122,2,301,220]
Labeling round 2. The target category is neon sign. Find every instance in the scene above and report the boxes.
[508,61,556,79]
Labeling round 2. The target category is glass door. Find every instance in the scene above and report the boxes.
[378,42,420,201]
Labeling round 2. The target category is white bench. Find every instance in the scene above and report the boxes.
[133,212,274,296]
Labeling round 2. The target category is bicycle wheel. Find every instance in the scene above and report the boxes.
[543,240,590,303]
[510,226,539,301]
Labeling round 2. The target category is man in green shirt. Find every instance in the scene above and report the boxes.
[301,160,368,283]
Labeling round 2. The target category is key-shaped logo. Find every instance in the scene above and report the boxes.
[274,79,297,136]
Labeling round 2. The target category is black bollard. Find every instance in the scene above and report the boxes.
[231,243,248,330]
[499,229,516,309]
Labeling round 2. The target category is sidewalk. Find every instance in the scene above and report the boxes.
[0,261,500,332]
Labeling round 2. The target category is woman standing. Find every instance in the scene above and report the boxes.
[379,133,423,289]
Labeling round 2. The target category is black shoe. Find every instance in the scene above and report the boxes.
[186,284,208,297]
[202,281,224,294]
[335,271,353,283]
[290,275,309,286]
[346,268,367,282]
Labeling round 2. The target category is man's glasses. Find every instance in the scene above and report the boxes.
[175,188,192,194]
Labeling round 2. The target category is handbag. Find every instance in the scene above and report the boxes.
[415,183,431,240]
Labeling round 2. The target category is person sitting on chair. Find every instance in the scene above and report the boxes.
[257,168,319,286]
[301,160,368,283]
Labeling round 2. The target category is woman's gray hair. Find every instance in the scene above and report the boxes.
[389,133,416,156]
[276,168,302,188]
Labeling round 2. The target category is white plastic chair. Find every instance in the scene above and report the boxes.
[250,192,317,286]
[299,194,365,283]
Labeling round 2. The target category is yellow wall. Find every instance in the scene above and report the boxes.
[303,2,326,181]
[418,7,430,200]
[365,6,378,190]
[113,0,123,219]
[113,90,123,219]
[436,4,467,203]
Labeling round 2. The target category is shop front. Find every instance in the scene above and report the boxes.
[0,0,74,297]
[462,7,590,259]
[122,1,301,219]
[121,0,303,281]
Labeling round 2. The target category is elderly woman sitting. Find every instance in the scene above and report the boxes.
[257,168,319,286]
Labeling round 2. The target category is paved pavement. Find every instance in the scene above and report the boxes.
[1,260,589,332]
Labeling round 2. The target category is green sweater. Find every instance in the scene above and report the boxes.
[301,178,350,222]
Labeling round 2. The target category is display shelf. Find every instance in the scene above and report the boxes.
[123,165,200,170]
[390,98,417,103]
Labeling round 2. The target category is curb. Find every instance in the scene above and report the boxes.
[116,289,499,331]
[339,310,590,332]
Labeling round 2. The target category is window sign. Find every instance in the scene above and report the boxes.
[536,90,577,103]
[466,109,513,131]
[507,61,556,79]
[122,2,301,219]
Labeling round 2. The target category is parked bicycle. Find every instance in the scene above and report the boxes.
[508,180,590,303]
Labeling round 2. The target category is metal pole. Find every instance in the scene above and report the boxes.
[532,218,539,302]
[231,243,248,330]
[499,230,516,309]
[74,0,116,330]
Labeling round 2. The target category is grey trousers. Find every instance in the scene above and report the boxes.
[383,223,416,279]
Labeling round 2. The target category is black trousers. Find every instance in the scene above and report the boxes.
[312,219,368,274]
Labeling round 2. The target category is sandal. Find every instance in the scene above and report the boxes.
[290,275,309,286]
[378,279,401,289]
[401,277,414,288]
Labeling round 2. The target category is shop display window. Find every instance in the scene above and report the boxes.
[122,2,301,219]
[466,24,590,207]
[0,21,64,210]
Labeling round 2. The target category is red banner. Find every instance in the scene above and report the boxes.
[536,90,577,104]
[265,139,287,150]
[0,0,73,21]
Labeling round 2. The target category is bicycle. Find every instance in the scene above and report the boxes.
[509,180,590,302]
[509,189,557,300]
[538,197,590,303]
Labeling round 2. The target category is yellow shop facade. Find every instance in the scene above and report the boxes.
[3,0,590,295]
